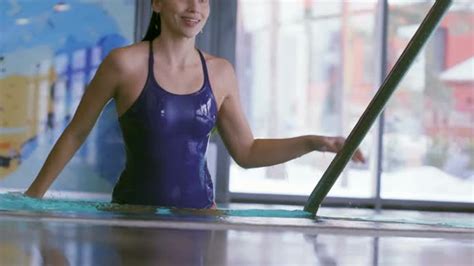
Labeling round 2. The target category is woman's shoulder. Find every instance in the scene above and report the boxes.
[200,52,238,98]
[102,42,149,74]
[201,52,236,79]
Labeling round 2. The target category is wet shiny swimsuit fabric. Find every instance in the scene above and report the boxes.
[112,40,218,209]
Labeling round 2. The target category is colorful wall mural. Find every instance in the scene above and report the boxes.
[0,0,136,195]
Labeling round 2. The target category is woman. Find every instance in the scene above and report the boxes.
[25,0,365,209]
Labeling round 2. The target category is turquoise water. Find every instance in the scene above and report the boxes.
[0,193,313,218]
[0,193,472,229]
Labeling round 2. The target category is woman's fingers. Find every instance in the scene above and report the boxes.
[328,137,366,164]
[352,149,366,164]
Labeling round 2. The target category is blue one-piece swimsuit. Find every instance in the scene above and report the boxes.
[112,40,218,209]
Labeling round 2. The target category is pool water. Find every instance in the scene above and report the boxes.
[0,193,472,229]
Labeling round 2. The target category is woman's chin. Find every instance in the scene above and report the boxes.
[182,30,200,39]
[168,30,199,39]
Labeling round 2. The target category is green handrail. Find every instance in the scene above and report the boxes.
[304,0,453,214]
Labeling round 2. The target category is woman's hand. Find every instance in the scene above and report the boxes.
[313,136,366,164]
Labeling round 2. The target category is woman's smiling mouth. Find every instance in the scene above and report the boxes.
[182,17,201,27]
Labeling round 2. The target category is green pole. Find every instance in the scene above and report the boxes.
[304,0,453,214]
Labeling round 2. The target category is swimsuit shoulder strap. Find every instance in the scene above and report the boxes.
[148,40,155,74]
[197,49,210,86]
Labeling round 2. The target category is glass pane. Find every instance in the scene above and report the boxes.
[0,0,136,196]
[382,1,474,202]
[231,0,378,198]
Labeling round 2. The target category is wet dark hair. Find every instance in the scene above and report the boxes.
[142,10,161,41]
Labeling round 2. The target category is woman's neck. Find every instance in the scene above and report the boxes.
[153,32,198,68]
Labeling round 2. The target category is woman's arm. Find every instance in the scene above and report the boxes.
[24,49,124,198]
[215,60,365,169]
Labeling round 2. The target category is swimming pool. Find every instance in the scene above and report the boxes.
[1,193,473,265]
[1,193,472,238]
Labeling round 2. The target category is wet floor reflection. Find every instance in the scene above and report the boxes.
[1,217,472,266]
[0,219,225,266]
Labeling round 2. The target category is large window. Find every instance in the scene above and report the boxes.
[231,0,378,198]
[231,0,473,205]
[382,1,474,202]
